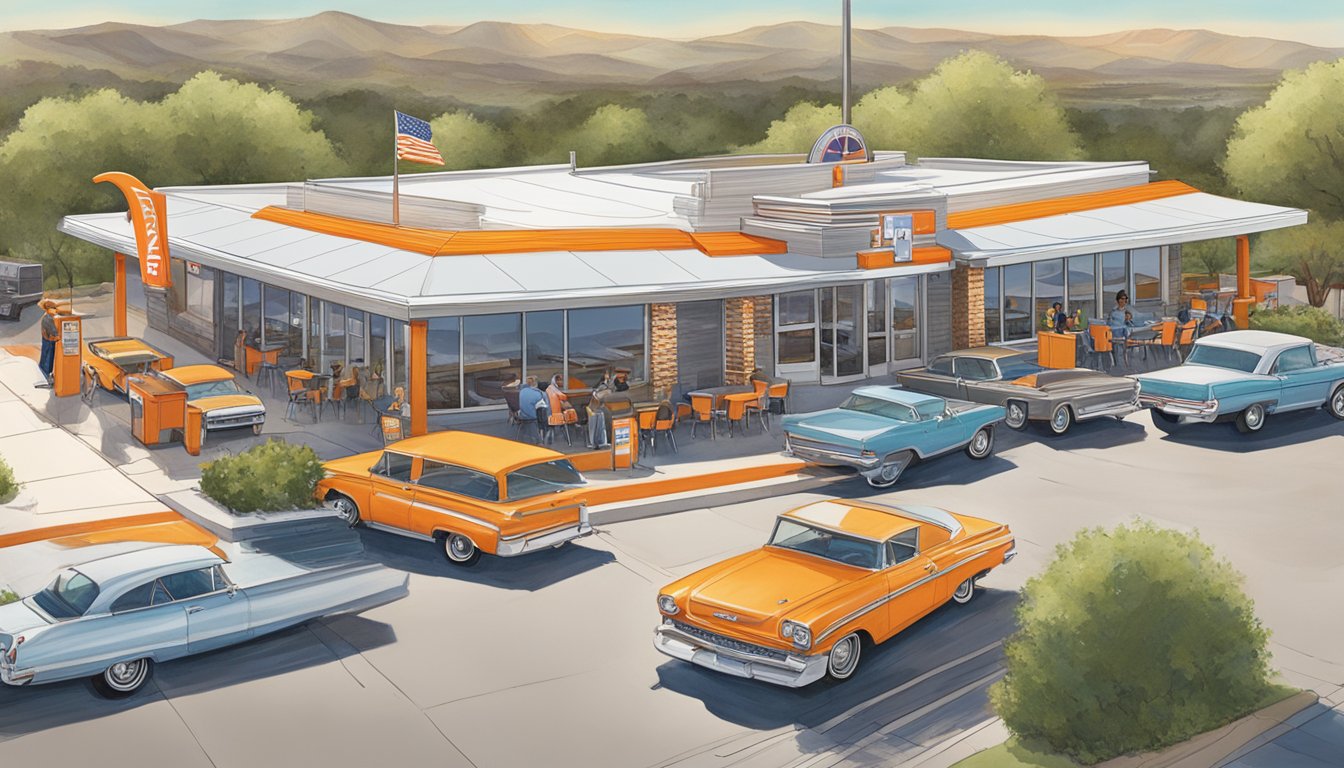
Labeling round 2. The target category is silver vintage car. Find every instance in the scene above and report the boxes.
[0,544,408,698]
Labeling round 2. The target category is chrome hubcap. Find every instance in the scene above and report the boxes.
[954,579,973,601]
[107,660,145,689]
[1053,410,1069,429]
[1333,392,1343,415]
[1008,404,1024,425]
[447,535,474,560]
[1247,407,1262,427]
[973,431,988,453]
[334,500,355,522]
[830,635,860,676]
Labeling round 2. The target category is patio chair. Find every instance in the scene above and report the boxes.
[767,379,791,414]
[1089,324,1117,369]
[1077,328,1099,370]
[1175,320,1199,361]
[535,403,553,445]
[745,382,771,433]
[502,385,525,437]
[636,407,658,455]
[689,392,724,440]
[653,400,677,454]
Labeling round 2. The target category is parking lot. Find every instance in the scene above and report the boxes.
[2,397,1341,767]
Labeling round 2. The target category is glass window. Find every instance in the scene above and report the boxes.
[568,306,646,385]
[1067,254,1097,324]
[777,330,815,364]
[1272,346,1315,373]
[463,313,521,407]
[867,280,888,368]
[263,284,290,351]
[185,379,242,400]
[220,272,240,356]
[368,315,388,388]
[289,292,307,360]
[778,290,816,325]
[427,317,461,410]
[928,355,954,376]
[525,310,565,389]
[505,459,584,501]
[111,582,155,613]
[322,302,348,371]
[997,354,1044,380]
[346,310,366,366]
[1131,247,1162,304]
[33,570,100,619]
[1003,264,1032,341]
[241,278,262,344]
[1033,259,1064,336]
[184,264,214,324]
[983,267,1001,344]
[374,452,414,482]
[839,394,917,422]
[886,527,919,566]
[954,357,997,381]
[307,299,323,368]
[890,276,920,361]
[418,461,499,501]
[392,320,407,392]
[768,518,882,569]
[1102,251,1128,309]
[151,581,174,606]
[159,569,216,601]
[1185,344,1260,373]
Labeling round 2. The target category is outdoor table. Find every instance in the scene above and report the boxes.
[721,391,761,436]
[244,341,285,376]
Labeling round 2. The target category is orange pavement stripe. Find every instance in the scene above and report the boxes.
[2,345,40,363]
[579,459,808,507]
[49,520,217,551]
[947,180,1200,230]
[0,511,183,549]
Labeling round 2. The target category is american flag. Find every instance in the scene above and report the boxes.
[395,111,445,166]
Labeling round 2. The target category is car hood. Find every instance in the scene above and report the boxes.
[783,409,895,443]
[686,548,860,629]
[0,599,51,639]
[323,451,380,478]
[190,395,264,412]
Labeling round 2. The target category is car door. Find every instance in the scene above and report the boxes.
[91,579,191,667]
[171,566,252,654]
[367,451,417,529]
[954,357,1000,404]
[410,460,501,545]
[1271,345,1328,411]
[883,530,939,638]
[913,356,961,398]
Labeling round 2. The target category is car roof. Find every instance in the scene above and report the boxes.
[73,545,223,589]
[782,500,962,542]
[387,431,565,475]
[851,385,944,407]
[1194,330,1310,356]
[160,365,233,385]
[942,346,1025,361]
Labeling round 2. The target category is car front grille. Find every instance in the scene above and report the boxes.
[208,413,264,429]
[671,620,789,662]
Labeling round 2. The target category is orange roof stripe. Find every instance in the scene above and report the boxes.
[856,246,952,270]
[251,206,789,257]
[947,180,1200,230]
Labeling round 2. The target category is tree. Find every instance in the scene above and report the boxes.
[736,101,841,154]
[562,104,661,167]
[1224,59,1344,219]
[427,111,509,171]
[1182,238,1235,277]
[1254,220,1344,307]
[852,86,911,151]
[989,522,1272,765]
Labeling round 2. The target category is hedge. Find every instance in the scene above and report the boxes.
[1250,305,1344,347]
[0,590,17,606]
[199,439,325,514]
[0,455,18,503]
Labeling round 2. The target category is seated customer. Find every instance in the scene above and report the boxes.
[518,376,545,443]
[546,374,579,427]
[1108,290,1134,339]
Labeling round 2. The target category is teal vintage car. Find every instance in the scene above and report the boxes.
[1134,330,1344,434]
[782,386,1006,488]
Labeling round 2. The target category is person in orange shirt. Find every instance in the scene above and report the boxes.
[544,373,578,443]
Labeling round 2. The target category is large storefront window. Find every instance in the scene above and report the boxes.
[984,267,1001,344]
[164,259,215,355]
[220,273,239,358]
[369,315,388,387]
[263,285,291,354]
[288,292,306,360]
[776,290,816,365]
[463,313,521,406]
[568,305,646,384]
[1033,259,1064,333]
[676,301,724,391]
[890,276,921,361]
[427,317,461,410]
[866,281,887,369]
[392,320,407,393]
[525,310,565,388]
[1067,254,1097,323]
[322,302,347,371]
[1102,251,1128,308]
[1003,264,1032,341]
[1131,247,1162,304]
[241,278,262,342]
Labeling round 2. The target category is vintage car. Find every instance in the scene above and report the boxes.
[654,499,1015,686]
[782,386,1005,488]
[80,337,174,398]
[316,431,594,566]
[158,364,266,438]
[1134,330,1344,434]
[896,347,1139,435]
[0,544,407,698]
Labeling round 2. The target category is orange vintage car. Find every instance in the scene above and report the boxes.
[654,499,1015,686]
[158,365,266,438]
[81,337,174,397]
[315,432,593,566]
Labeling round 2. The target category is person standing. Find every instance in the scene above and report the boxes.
[38,299,59,382]
[586,371,613,449]
[1108,290,1133,340]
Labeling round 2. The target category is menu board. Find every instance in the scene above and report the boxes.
[379,415,405,445]
[60,319,81,355]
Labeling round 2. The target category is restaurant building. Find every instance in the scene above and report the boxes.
[59,139,1306,435]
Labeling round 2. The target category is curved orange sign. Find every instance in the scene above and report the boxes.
[93,172,172,289]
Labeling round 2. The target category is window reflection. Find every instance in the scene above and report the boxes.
[890,276,921,360]
[983,267,1001,344]
[1033,259,1064,335]
[463,313,521,407]
[263,284,290,352]
[1132,247,1162,304]
[1067,255,1097,323]
[567,306,645,385]
[1102,251,1128,308]
[426,317,461,410]
[241,278,261,344]
[1003,264,1032,341]
[525,310,565,387]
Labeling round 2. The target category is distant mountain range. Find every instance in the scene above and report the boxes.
[3,11,1339,107]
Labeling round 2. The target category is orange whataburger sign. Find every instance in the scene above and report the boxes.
[93,172,172,289]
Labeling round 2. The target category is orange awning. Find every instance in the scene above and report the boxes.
[947,180,1199,230]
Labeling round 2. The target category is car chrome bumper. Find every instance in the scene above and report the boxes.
[784,435,880,469]
[0,663,35,686]
[205,406,266,430]
[1139,395,1219,422]
[496,520,593,557]
[653,621,828,688]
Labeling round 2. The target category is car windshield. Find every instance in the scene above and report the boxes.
[1185,345,1262,373]
[185,379,242,400]
[768,518,883,569]
[32,569,100,619]
[839,394,918,422]
[506,460,585,500]
[997,355,1044,380]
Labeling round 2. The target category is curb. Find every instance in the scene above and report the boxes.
[589,467,851,525]
[160,489,347,544]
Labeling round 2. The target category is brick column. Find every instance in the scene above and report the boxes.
[951,264,986,350]
[724,296,755,385]
[649,303,678,398]
[752,295,774,374]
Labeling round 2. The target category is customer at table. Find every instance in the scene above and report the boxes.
[613,369,630,392]
[546,373,579,434]
[518,376,545,443]
[1057,314,1080,334]
[1108,290,1134,339]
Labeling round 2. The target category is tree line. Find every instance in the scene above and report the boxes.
[0,52,1340,302]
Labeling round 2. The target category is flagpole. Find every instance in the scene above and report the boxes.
[392,111,400,227]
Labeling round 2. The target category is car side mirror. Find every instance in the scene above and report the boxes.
[226,583,238,598]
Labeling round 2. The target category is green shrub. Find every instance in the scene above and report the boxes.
[1250,305,1344,346]
[989,522,1272,765]
[0,455,18,503]
[0,589,17,606]
[199,439,324,514]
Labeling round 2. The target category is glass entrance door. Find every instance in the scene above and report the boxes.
[821,285,865,383]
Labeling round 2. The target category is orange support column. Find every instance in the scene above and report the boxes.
[408,319,428,437]
[113,252,128,337]
[1235,235,1251,299]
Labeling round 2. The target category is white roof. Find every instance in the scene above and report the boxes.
[937,192,1307,267]
[1194,330,1311,356]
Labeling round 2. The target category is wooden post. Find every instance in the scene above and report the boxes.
[408,319,428,436]
[113,252,127,337]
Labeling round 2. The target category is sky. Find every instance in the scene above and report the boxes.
[3,0,1343,47]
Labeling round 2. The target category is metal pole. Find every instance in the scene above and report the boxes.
[392,112,400,226]
[842,0,851,125]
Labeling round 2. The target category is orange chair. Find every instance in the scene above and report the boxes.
[744,383,770,433]
[689,392,722,439]
[1089,325,1116,368]
[767,379,790,413]
[653,401,677,454]
[1175,320,1199,361]
[636,407,658,454]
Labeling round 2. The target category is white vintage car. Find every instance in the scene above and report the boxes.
[0,544,408,698]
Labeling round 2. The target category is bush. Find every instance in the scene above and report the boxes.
[1250,305,1344,347]
[0,589,17,606]
[989,522,1272,764]
[199,439,324,514]
[0,455,18,503]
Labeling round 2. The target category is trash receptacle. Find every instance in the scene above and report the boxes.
[127,373,188,447]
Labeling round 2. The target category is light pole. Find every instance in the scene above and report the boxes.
[841,0,851,125]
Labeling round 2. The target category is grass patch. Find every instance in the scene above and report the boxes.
[0,455,19,504]
[955,738,1081,768]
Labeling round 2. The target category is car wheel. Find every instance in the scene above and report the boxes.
[1004,400,1029,430]
[81,369,98,403]
[91,658,153,699]
[1149,409,1183,434]
[1328,385,1344,421]
[826,632,863,681]
[965,427,994,459]
[1045,404,1073,436]
[252,423,264,436]
[865,451,912,488]
[1236,403,1267,434]
[327,494,361,527]
[442,532,481,567]
[951,578,976,605]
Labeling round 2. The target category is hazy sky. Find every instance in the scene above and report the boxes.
[4,0,1344,47]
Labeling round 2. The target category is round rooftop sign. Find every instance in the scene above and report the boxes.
[807,124,872,164]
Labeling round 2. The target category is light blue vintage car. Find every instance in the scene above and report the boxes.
[782,386,1006,488]
[1134,330,1344,434]
[0,544,408,698]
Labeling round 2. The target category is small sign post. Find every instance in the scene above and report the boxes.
[610,416,636,473]
[379,414,405,445]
